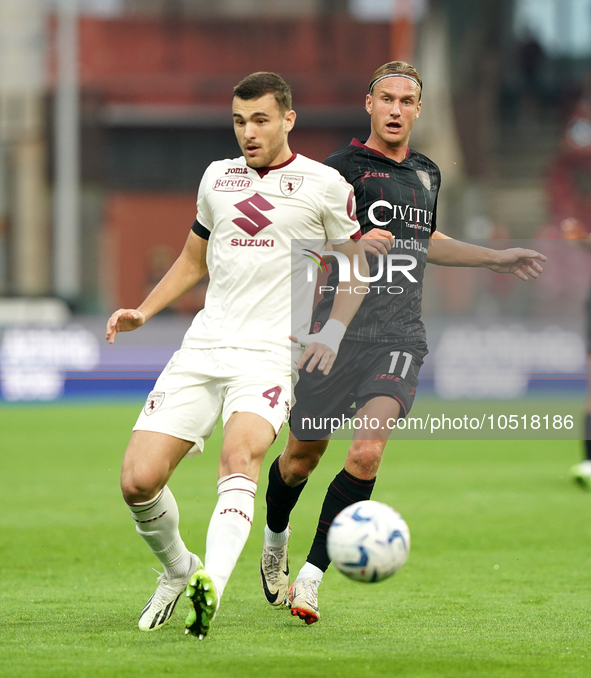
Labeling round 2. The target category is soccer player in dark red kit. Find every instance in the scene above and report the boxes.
[259,61,547,624]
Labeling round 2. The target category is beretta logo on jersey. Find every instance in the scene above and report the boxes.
[213,177,253,192]
[415,170,431,190]
[280,174,303,196]
[144,391,165,416]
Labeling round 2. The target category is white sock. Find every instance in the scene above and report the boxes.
[297,561,324,582]
[129,485,192,580]
[264,525,290,546]
[204,473,257,599]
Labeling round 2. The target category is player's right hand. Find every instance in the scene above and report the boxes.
[291,337,337,376]
[105,309,145,344]
[290,319,347,376]
[361,228,394,257]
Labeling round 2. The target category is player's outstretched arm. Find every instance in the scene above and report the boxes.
[427,231,546,280]
[291,238,368,376]
[485,248,546,279]
[106,231,208,344]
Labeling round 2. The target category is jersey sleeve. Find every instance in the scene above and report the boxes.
[323,151,352,180]
[430,194,438,234]
[430,169,441,234]
[191,165,214,239]
[321,172,360,243]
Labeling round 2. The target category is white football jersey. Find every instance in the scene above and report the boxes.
[182,153,359,359]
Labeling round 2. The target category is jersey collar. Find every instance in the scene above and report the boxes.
[254,152,298,179]
[350,138,411,161]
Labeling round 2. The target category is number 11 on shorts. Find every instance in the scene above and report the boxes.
[388,351,412,379]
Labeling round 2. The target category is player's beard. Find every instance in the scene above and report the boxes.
[243,129,287,169]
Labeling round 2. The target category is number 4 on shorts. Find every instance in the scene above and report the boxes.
[262,386,282,408]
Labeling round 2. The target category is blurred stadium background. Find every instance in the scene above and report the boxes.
[0,0,589,409]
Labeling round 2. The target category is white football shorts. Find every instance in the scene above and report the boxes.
[133,346,294,457]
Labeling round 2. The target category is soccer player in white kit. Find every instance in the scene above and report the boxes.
[105,72,367,639]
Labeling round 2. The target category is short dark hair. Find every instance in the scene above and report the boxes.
[368,61,423,101]
[233,72,292,113]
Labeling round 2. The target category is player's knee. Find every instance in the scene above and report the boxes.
[284,455,318,483]
[120,471,162,505]
[346,440,384,476]
[219,446,264,481]
[222,455,251,476]
[282,441,326,484]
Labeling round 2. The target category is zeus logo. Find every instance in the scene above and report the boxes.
[305,251,418,283]
[233,193,275,236]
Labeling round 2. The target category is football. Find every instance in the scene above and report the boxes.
[327,500,410,583]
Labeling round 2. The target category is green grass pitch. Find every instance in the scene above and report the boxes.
[1,402,590,678]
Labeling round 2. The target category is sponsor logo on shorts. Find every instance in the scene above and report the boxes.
[374,374,401,382]
[280,174,303,196]
[213,177,253,191]
[144,391,165,415]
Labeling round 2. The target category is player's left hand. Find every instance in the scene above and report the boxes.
[361,228,394,257]
[489,248,547,280]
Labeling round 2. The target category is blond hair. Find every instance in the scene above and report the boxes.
[368,61,422,100]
